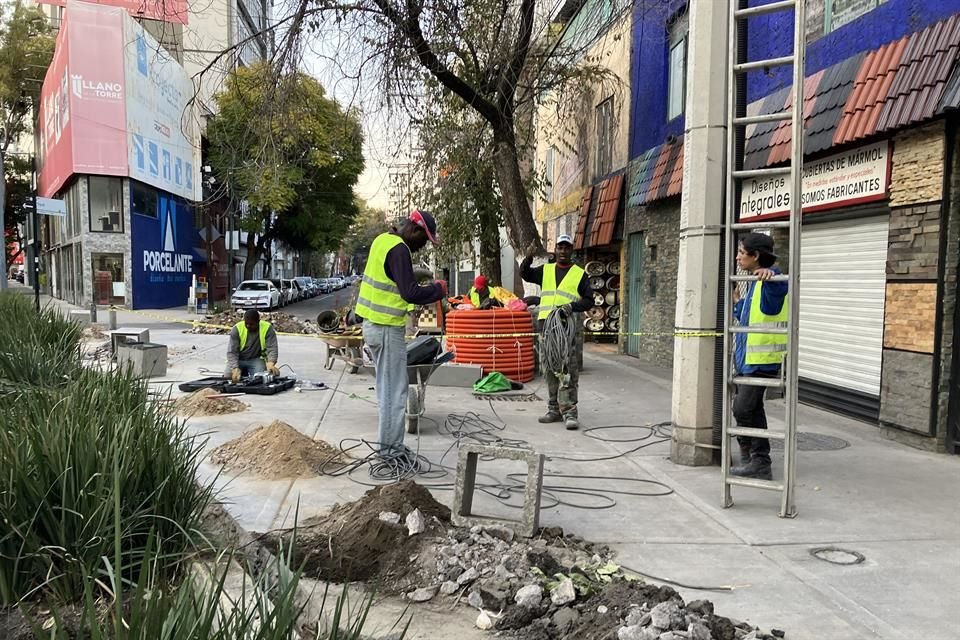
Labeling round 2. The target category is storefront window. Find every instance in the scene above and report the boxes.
[131,180,158,218]
[89,176,124,233]
[92,253,125,305]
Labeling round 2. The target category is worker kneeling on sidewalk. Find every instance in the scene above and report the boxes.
[356,209,447,459]
[731,233,789,481]
[226,309,280,382]
[521,233,592,430]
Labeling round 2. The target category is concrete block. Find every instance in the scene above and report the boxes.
[452,444,544,538]
[68,310,92,326]
[430,362,483,388]
[116,342,167,378]
[109,327,150,355]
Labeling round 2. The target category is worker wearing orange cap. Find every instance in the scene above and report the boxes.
[468,275,501,310]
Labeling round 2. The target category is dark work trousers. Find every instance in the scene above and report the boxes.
[733,372,777,465]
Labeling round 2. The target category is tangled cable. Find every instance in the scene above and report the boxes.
[540,307,578,376]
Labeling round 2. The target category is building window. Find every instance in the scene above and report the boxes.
[131,181,158,218]
[649,271,658,298]
[649,244,658,263]
[91,253,124,305]
[667,11,689,121]
[88,176,124,233]
[595,98,614,179]
[544,146,556,202]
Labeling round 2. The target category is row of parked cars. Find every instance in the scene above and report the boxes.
[231,275,357,311]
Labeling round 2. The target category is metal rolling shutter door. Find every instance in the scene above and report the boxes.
[798,216,889,420]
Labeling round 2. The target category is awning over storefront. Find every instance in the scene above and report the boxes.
[627,137,684,208]
[574,173,624,250]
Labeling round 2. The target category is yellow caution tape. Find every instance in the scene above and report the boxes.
[108,307,723,340]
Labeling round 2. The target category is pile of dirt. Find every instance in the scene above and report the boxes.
[174,388,247,416]
[208,420,352,478]
[80,325,107,340]
[267,480,451,582]
[185,311,319,335]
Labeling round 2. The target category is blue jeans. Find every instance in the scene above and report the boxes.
[363,321,407,453]
[224,358,265,378]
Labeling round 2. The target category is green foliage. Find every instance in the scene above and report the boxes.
[530,562,637,599]
[338,198,389,274]
[0,293,212,605]
[207,63,364,256]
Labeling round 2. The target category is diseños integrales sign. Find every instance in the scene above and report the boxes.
[739,140,891,219]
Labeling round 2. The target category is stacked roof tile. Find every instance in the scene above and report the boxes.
[743,14,960,169]
[627,137,684,207]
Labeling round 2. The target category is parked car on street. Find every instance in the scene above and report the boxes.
[318,278,335,294]
[270,279,296,306]
[232,280,281,310]
[294,276,316,298]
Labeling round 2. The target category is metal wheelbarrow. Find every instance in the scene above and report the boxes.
[406,352,455,434]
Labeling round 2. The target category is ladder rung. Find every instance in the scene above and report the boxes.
[734,0,795,19]
[731,376,785,389]
[725,476,785,492]
[734,112,792,126]
[727,427,786,440]
[729,326,788,335]
[734,56,795,73]
[730,274,789,283]
[731,221,792,230]
[733,167,791,180]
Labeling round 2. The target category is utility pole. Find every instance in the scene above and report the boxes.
[670,0,730,466]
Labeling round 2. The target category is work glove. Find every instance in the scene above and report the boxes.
[231,368,242,383]
[435,279,448,296]
[560,303,573,316]
[266,362,280,376]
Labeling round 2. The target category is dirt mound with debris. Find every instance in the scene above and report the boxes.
[174,388,247,416]
[80,325,107,340]
[268,480,450,582]
[208,420,352,478]
[185,311,318,335]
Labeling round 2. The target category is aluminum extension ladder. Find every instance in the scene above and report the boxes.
[720,0,806,518]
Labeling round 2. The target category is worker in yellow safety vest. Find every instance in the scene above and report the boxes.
[731,232,789,481]
[468,275,501,309]
[226,309,280,381]
[520,234,592,430]
[355,209,447,459]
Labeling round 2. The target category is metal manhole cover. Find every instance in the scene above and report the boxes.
[770,432,849,452]
[811,547,865,565]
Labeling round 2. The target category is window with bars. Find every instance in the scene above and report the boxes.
[595,98,614,179]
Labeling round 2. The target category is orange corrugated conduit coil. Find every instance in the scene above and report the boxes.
[445,308,536,382]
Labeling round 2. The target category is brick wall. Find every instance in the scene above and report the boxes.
[886,203,941,278]
[883,283,937,352]
[879,349,934,435]
[621,199,681,368]
[890,122,945,207]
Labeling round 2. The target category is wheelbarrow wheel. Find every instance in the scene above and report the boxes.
[406,391,419,434]
[349,364,360,374]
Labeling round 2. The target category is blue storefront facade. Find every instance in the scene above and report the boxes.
[622,0,960,450]
[130,181,201,310]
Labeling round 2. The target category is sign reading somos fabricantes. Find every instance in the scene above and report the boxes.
[739,140,891,220]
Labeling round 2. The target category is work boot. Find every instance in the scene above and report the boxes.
[739,441,752,464]
[730,457,772,481]
[564,415,579,430]
[538,411,562,424]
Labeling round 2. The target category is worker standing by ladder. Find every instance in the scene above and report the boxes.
[720,0,806,517]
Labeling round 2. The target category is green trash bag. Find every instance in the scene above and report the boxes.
[473,371,512,394]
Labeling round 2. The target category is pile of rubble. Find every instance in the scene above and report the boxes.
[400,525,783,640]
[184,311,320,335]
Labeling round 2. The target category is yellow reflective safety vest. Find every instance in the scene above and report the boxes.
[745,282,789,365]
[469,287,482,307]
[235,321,271,360]
[538,264,585,320]
[356,233,409,327]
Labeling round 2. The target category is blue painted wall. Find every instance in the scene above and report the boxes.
[629,0,960,160]
[629,0,688,158]
[130,185,198,309]
[745,0,960,102]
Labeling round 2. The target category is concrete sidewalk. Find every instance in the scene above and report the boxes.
[40,293,960,639]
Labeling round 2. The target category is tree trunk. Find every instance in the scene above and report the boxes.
[478,206,502,286]
[492,124,544,259]
[243,234,260,280]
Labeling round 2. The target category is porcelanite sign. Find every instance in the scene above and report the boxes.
[739,140,891,220]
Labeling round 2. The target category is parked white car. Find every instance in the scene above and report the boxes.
[231,280,281,310]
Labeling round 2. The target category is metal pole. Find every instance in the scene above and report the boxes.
[32,167,40,312]
[0,149,7,292]
[782,0,806,519]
